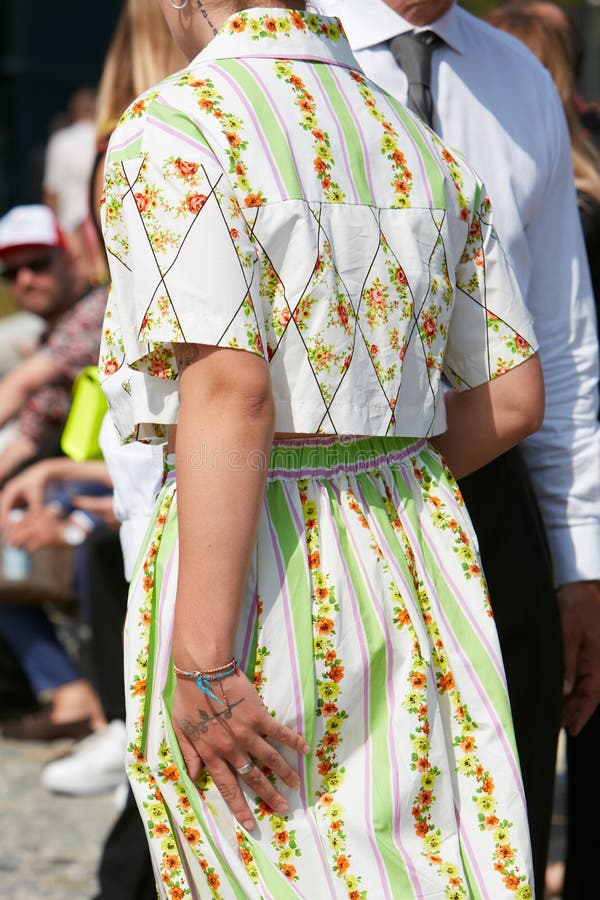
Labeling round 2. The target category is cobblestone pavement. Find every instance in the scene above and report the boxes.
[0,737,120,900]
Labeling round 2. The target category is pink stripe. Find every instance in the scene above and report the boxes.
[335,487,427,898]
[328,67,377,202]
[110,127,143,152]
[321,489,395,900]
[421,470,507,686]
[311,72,360,204]
[269,484,339,898]
[387,475,527,809]
[208,64,287,200]
[452,801,489,897]
[146,115,219,158]
[381,94,434,208]
[236,60,307,196]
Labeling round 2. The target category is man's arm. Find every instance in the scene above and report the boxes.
[520,82,600,732]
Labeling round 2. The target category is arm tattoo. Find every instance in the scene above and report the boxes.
[174,343,202,373]
[195,1,218,36]
[180,698,245,740]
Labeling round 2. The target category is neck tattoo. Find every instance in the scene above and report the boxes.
[195,1,218,36]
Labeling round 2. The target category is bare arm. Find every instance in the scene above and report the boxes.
[431,354,544,480]
[170,344,308,832]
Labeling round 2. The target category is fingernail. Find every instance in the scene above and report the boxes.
[242,819,255,831]
[302,743,310,754]
[563,679,573,695]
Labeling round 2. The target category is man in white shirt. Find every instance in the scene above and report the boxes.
[322,0,600,892]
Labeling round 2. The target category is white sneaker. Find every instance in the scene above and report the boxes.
[41,719,127,796]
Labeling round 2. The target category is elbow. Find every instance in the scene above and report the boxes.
[511,356,546,442]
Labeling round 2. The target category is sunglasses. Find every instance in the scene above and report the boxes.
[1,252,57,284]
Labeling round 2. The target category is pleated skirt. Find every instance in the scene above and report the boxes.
[125,436,534,899]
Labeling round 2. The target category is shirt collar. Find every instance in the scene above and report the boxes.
[194,7,359,70]
[323,0,465,55]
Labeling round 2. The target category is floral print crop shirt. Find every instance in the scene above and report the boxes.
[99,8,537,443]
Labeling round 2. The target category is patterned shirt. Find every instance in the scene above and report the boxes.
[99,8,536,443]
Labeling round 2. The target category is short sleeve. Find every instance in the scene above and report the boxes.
[443,191,538,390]
[99,110,265,441]
[102,135,262,381]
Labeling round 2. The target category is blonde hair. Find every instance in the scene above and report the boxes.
[95,0,187,139]
[488,6,600,205]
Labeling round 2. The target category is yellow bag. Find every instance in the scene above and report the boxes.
[60,366,108,461]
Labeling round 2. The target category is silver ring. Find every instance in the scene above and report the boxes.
[236,760,256,776]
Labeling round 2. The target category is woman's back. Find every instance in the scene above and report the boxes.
[100,9,534,444]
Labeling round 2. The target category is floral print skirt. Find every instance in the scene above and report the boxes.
[125,436,534,899]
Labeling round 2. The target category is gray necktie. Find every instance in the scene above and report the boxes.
[389,30,442,128]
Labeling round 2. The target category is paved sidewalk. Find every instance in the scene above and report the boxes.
[0,737,119,899]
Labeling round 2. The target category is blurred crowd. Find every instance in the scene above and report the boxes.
[0,1,598,899]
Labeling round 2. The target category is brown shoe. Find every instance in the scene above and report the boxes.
[0,709,93,741]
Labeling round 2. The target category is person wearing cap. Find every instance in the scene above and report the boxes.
[0,204,107,483]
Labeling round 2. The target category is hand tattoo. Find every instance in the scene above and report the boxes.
[181,698,244,740]
[195,1,218,36]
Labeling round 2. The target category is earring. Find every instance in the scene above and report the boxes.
[169,0,189,8]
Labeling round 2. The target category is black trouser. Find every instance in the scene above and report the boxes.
[563,709,600,899]
[82,526,156,900]
[459,447,563,898]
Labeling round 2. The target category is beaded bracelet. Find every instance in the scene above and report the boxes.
[173,658,239,705]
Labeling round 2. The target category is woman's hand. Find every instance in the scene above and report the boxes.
[172,668,309,831]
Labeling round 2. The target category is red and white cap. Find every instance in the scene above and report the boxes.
[0,205,66,258]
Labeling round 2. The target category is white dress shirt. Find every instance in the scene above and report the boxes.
[323,0,600,586]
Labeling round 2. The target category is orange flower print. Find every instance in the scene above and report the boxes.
[315,617,334,635]
[336,855,350,874]
[322,702,338,718]
[484,815,500,830]
[350,893,361,900]
[143,575,154,592]
[229,15,245,32]
[496,845,514,862]
[290,10,305,29]
[131,99,146,117]
[325,649,336,664]
[133,679,146,696]
[186,193,207,214]
[482,776,495,795]
[200,860,209,871]
[161,765,179,781]
[244,193,263,208]
[418,789,432,805]
[503,874,520,891]
[169,888,185,900]
[318,760,332,775]
[207,873,220,889]
[329,664,345,683]
[184,828,200,845]
[226,131,241,148]
[308,551,320,569]
[265,17,277,32]
[153,823,169,837]
[319,793,334,806]
[415,820,429,837]
[174,159,198,178]
[396,608,411,627]
[416,757,431,772]
[134,192,151,213]
[103,358,119,376]
[438,672,454,692]
[164,856,179,872]
[258,800,273,817]
[240,848,253,865]
[315,586,330,601]
[280,864,297,880]
[460,736,476,753]
[410,672,426,689]
[442,149,455,164]
[274,830,289,846]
